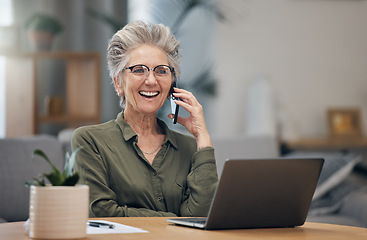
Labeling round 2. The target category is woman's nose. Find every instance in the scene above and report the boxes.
[145,70,158,83]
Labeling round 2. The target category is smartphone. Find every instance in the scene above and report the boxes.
[170,81,179,124]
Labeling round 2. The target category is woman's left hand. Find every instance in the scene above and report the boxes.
[168,87,211,149]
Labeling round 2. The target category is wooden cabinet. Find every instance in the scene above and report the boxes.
[3,51,101,137]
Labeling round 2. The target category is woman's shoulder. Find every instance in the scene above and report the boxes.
[73,120,117,138]
[157,119,196,148]
[168,129,197,150]
[170,130,195,142]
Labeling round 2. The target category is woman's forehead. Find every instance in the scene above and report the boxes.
[127,44,168,66]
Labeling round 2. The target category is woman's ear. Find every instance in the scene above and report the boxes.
[113,76,124,96]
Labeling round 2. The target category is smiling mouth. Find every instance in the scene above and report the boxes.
[139,91,160,98]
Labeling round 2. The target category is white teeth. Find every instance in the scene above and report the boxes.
[140,91,159,97]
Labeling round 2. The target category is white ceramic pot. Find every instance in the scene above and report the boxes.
[29,185,89,239]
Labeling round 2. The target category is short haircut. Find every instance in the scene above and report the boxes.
[107,20,181,84]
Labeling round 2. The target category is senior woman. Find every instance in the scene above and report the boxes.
[71,21,218,217]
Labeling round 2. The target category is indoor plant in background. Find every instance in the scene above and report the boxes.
[24,13,63,51]
[25,148,89,239]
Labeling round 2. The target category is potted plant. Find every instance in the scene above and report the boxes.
[24,13,63,51]
[25,148,89,239]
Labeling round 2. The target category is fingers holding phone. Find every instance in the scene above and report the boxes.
[168,87,210,142]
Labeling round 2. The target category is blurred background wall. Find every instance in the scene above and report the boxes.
[214,0,367,141]
[1,0,367,142]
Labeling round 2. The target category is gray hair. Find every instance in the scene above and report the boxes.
[107,21,181,107]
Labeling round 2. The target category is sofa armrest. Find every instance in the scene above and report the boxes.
[0,135,65,222]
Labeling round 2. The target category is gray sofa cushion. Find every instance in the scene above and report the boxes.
[285,150,367,227]
[284,151,361,200]
[0,135,65,222]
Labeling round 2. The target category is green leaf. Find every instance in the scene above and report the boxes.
[63,147,82,177]
[44,172,64,186]
[62,173,80,186]
[25,177,46,187]
[31,149,64,186]
[27,147,82,187]
[33,149,61,175]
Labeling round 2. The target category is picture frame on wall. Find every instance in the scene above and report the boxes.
[327,108,362,138]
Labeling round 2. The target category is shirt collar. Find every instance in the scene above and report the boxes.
[115,112,179,150]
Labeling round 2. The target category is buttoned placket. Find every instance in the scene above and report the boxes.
[133,138,168,211]
[150,144,168,209]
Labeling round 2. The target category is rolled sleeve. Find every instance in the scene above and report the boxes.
[180,147,218,217]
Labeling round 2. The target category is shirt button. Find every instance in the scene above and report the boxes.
[158,197,163,201]
[153,172,157,176]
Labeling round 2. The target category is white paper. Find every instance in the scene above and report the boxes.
[87,220,148,234]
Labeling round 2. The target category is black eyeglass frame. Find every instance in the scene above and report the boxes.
[122,64,175,79]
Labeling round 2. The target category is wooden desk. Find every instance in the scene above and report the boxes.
[1,217,367,240]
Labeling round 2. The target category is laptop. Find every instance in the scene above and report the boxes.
[167,158,324,230]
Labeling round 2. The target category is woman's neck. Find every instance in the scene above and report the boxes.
[123,109,159,136]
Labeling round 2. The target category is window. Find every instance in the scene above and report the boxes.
[0,0,14,137]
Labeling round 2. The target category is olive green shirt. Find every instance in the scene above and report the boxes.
[72,112,218,217]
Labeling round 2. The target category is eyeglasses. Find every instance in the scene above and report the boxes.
[122,64,174,81]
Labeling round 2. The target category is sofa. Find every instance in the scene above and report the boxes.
[1,134,367,228]
[0,134,69,223]
[285,150,367,227]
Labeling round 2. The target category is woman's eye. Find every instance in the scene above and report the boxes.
[132,67,145,74]
[155,67,168,75]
